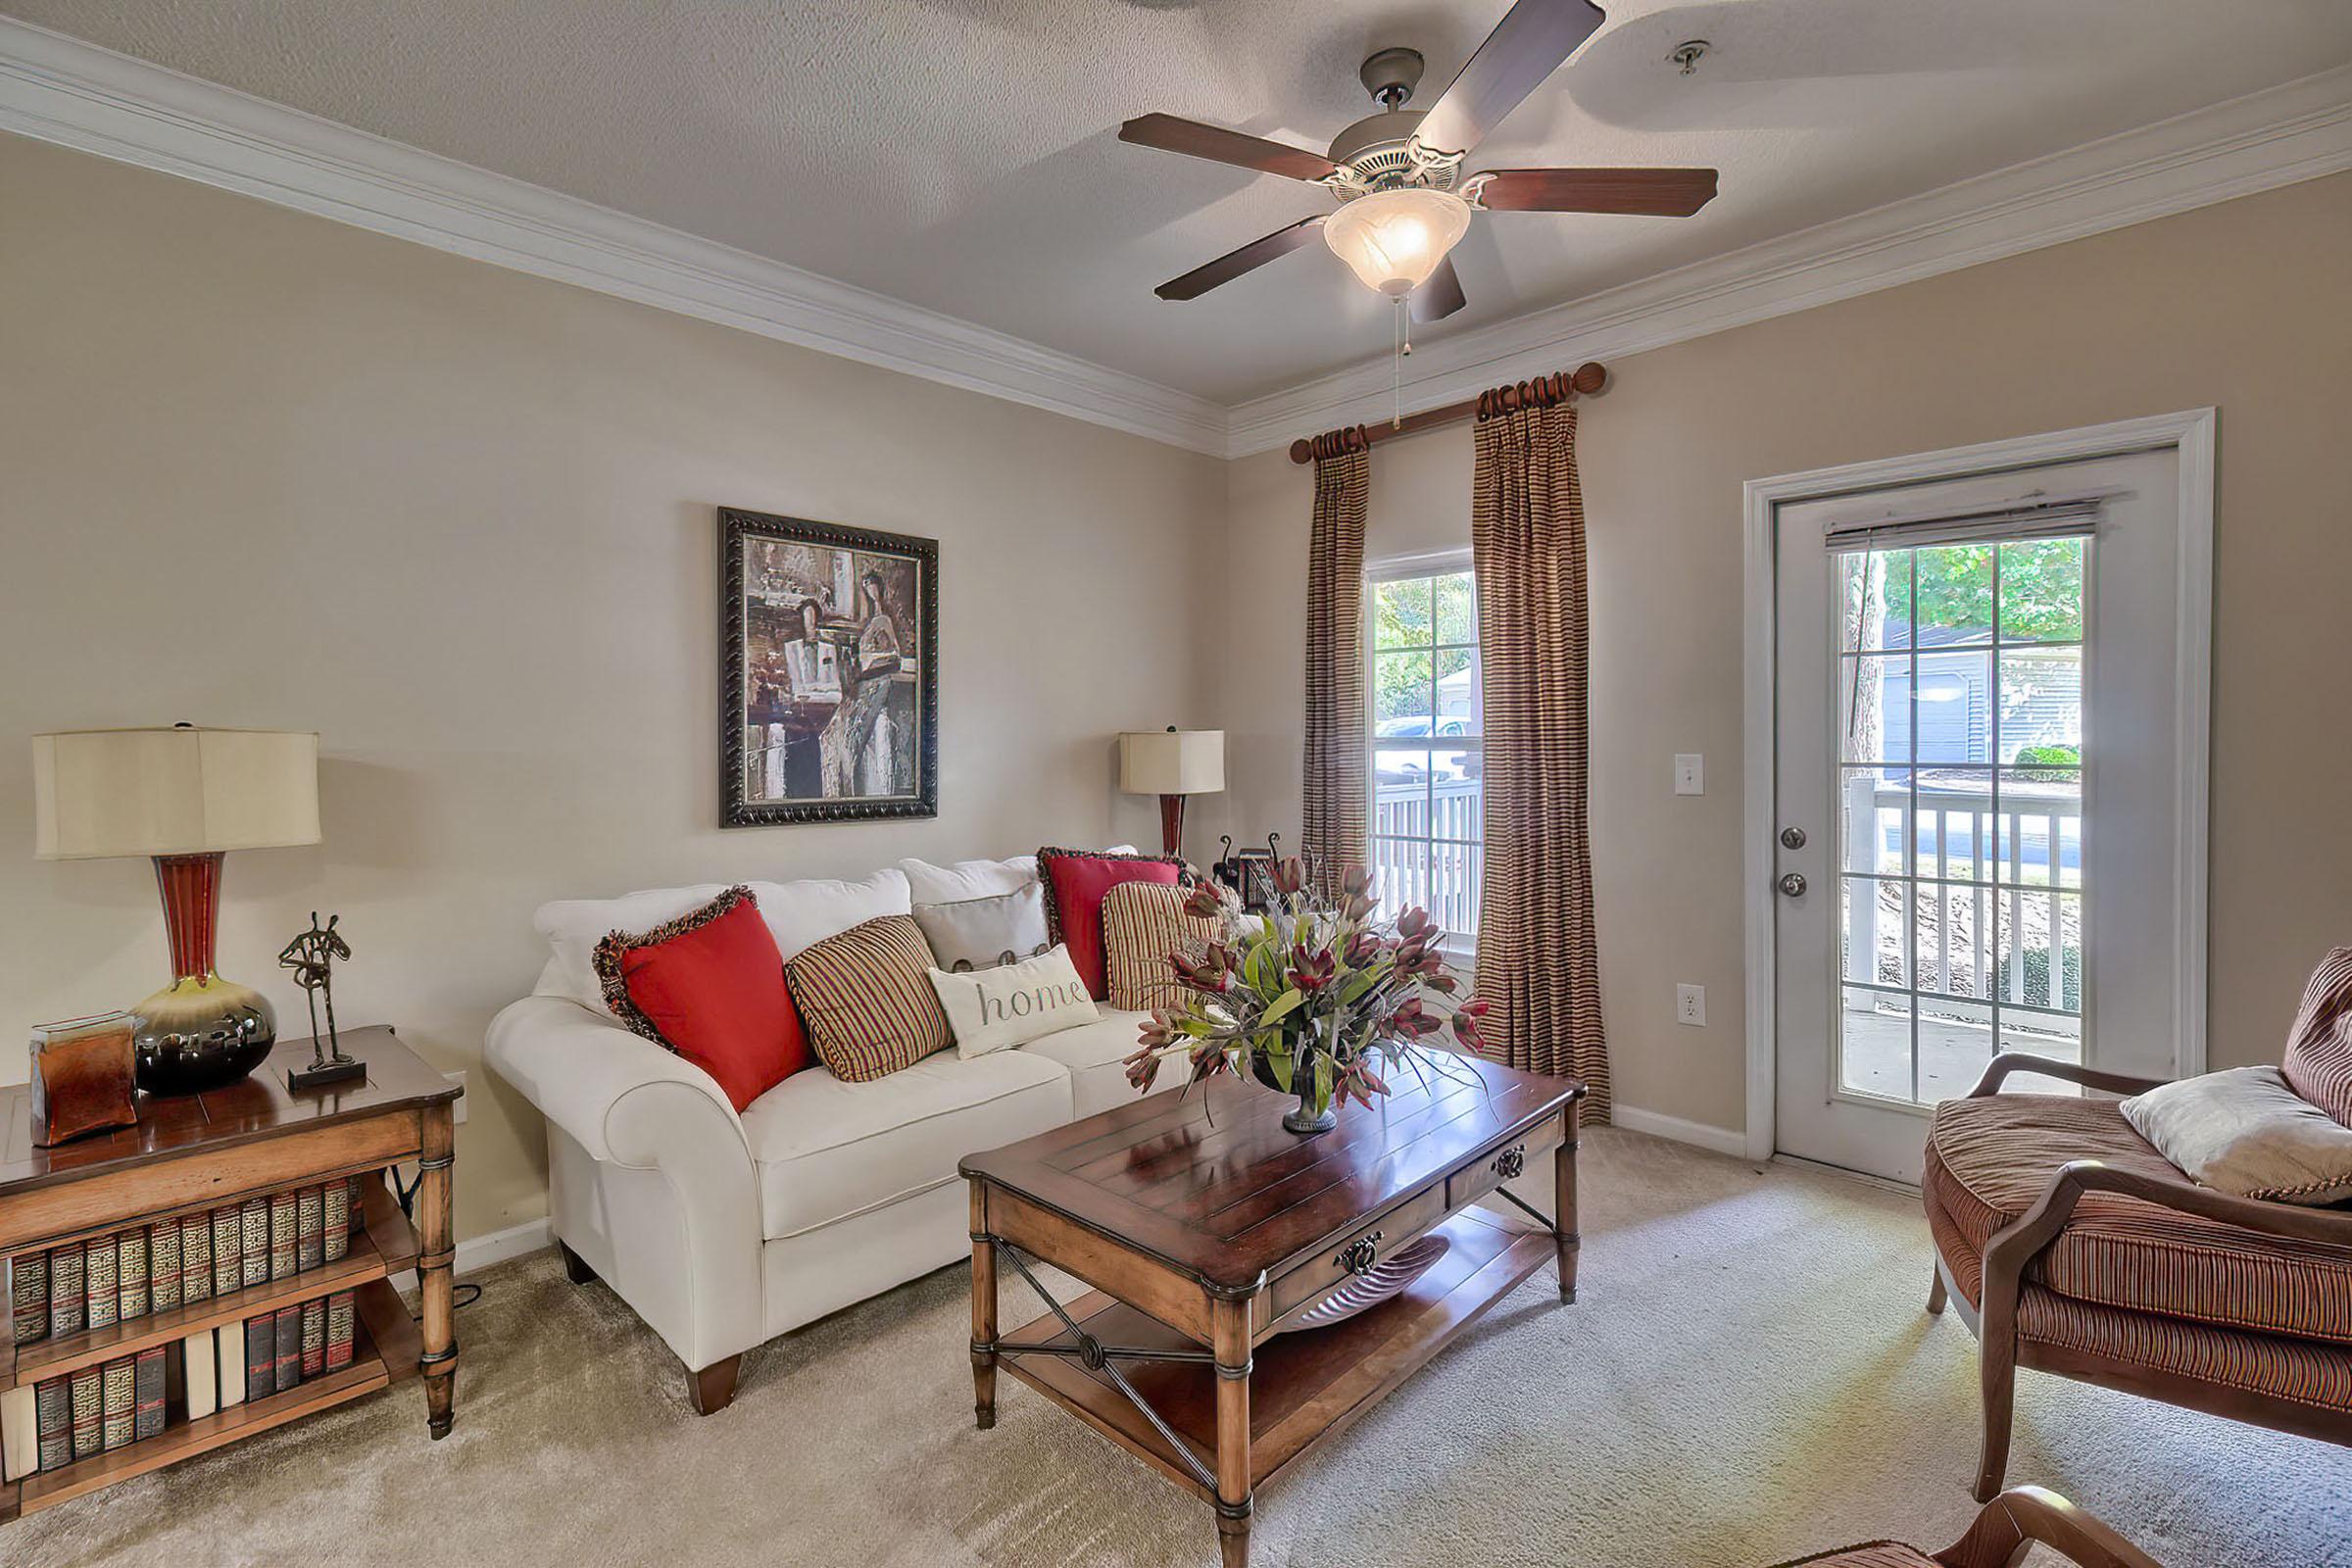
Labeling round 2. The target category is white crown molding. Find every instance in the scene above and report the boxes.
[1225,65,2352,458]
[3,17,2345,463]
[0,18,1230,456]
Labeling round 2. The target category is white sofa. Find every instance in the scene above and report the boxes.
[484,851,1150,1412]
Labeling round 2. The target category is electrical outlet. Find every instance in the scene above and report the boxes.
[1674,754,1704,796]
[1675,984,1707,1027]
[445,1070,467,1125]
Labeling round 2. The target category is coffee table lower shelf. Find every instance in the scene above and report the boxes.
[997,1208,1551,1495]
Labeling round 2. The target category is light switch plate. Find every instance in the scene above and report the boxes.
[1674,754,1704,796]
[1675,984,1707,1027]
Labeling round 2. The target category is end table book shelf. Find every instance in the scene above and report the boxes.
[0,1027,458,1522]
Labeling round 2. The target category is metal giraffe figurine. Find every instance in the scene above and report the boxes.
[279,912,365,1089]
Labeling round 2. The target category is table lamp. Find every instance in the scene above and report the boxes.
[1118,727,1224,860]
[33,725,320,1094]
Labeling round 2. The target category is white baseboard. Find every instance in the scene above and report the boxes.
[1607,1105,1752,1159]
[387,1214,551,1295]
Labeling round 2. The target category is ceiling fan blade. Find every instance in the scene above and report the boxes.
[1155,217,1329,301]
[1412,0,1606,160]
[1412,256,1467,323]
[1119,113,1339,182]
[1472,167,1718,216]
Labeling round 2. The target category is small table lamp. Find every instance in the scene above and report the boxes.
[33,724,320,1095]
[1119,728,1224,860]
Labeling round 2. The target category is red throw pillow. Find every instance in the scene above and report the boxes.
[593,887,810,1111]
[1037,849,1186,1001]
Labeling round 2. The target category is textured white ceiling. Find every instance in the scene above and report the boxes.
[9,0,2350,403]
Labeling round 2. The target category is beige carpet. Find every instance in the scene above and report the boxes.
[11,1128,2345,1567]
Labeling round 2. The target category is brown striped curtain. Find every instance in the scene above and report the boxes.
[1471,395,1608,1112]
[1301,445,1370,891]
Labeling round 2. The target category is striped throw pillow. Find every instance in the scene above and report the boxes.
[783,914,953,1083]
[1102,881,1220,1013]
[2281,947,2352,1127]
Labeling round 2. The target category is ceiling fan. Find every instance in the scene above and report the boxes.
[1119,0,1717,323]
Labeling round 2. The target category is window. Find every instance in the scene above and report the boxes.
[1368,558,1481,949]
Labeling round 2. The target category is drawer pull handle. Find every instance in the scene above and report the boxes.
[1335,1231,1383,1278]
[1493,1144,1527,1181]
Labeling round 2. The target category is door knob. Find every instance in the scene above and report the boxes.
[1780,826,1807,850]
[1778,872,1807,898]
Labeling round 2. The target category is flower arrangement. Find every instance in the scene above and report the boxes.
[1122,858,1491,1133]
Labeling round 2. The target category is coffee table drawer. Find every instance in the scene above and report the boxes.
[1444,1114,1567,1210]
[1267,1184,1449,1322]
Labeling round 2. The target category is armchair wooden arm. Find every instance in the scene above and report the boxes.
[1935,1487,2162,1568]
[1967,1052,2171,1099]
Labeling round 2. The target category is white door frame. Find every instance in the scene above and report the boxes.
[1740,410,2215,1161]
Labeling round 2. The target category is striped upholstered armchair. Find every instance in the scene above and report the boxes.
[1922,949,2352,1500]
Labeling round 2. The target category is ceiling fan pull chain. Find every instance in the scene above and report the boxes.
[1393,294,1404,428]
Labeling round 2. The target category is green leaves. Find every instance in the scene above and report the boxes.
[1260,1034,1295,1093]
[1257,987,1306,1027]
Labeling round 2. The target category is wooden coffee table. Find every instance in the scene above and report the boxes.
[960,1056,1583,1567]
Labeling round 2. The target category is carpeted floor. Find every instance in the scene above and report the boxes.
[11,1128,2345,1567]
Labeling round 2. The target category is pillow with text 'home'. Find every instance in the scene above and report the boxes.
[927,945,1099,1059]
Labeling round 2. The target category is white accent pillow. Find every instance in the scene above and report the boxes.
[2122,1065,2352,1204]
[531,868,911,1008]
[913,883,1051,972]
[927,945,1099,1059]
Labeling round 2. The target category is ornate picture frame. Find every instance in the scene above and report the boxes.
[720,507,939,826]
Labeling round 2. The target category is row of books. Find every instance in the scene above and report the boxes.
[0,1289,360,1480]
[7,1175,366,1346]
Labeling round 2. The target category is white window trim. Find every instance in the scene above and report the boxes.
[1365,548,1482,960]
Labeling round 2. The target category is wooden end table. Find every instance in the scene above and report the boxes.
[0,1026,459,1521]
[960,1056,1582,1567]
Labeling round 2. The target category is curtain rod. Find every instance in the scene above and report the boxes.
[1287,361,1607,465]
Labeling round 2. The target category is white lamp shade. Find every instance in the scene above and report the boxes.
[33,726,320,859]
[1119,730,1225,796]
[1321,188,1473,298]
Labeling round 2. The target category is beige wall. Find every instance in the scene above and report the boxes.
[1222,172,2352,1136]
[6,129,2345,1199]
[0,136,1226,1241]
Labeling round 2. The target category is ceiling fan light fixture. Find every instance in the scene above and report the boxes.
[1322,188,1472,299]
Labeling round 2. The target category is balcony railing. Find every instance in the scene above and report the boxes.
[1844,770,2082,1014]
[1372,776,1481,939]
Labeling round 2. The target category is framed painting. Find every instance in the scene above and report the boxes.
[720,507,938,826]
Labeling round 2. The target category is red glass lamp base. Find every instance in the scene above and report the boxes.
[1159,794,1187,860]
[132,852,276,1095]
